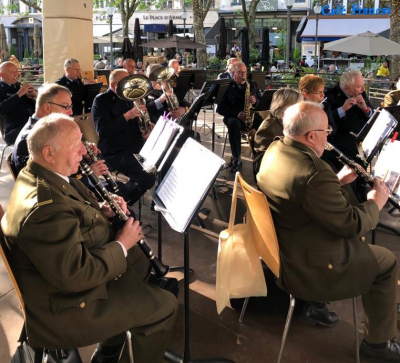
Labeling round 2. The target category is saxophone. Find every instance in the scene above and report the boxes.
[243,79,255,130]
[115,74,153,139]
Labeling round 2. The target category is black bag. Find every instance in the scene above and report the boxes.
[11,325,83,363]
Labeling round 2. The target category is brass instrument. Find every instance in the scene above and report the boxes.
[243,79,255,130]
[148,66,179,111]
[115,74,153,139]
[17,76,37,100]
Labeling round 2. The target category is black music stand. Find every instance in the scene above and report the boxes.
[384,105,400,124]
[71,83,103,116]
[248,71,267,93]
[255,89,277,113]
[174,71,194,105]
[152,138,233,363]
[198,79,231,152]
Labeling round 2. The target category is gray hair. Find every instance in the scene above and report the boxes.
[146,63,162,78]
[27,113,76,157]
[270,88,303,120]
[109,69,128,84]
[36,83,71,113]
[339,70,363,88]
[283,102,324,137]
[63,58,79,69]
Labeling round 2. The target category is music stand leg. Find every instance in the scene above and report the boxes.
[158,211,163,262]
[377,222,400,237]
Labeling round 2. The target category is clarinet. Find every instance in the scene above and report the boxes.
[82,140,120,195]
[325,142,400,210]
[79,160,169,279]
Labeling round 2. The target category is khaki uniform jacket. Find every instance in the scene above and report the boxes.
[382,90,400,107]
[257,137,380,302]
[1,160,171,349]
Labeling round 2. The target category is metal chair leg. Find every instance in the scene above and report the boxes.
[352,297,360,363]
[0,144,10,170]
[277,295,296,363]
[239,297,249,323]
[126,330,134,363]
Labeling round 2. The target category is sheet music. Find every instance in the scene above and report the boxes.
[156,138,225,232]
[362,109,398,159]
[374,140,400,195]
[138,117,182,171]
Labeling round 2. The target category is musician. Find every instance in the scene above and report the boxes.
[11,84,109,184]
[217,57,238,80]
[216,62,262,171]
[115,57,124,69]
[382,79,400,107]
[253,88,302,175]
[1,114,178,363]
[123,58,136,75]
[136,61,144,74]
[55,58,94,116]
[145,64,186,123]
[298,74,339,170]
[91,69,155,206]
[0,61,36,145]
[257,102,400,363]
[325,70,374,161]
[168,59,180,75]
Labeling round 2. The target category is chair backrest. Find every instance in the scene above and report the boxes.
[74,113,99,145]
[96,74,108,86]
[6,153,17,181]
[81,70,95,81]
[237,173,280,278]
[0,205,25,318]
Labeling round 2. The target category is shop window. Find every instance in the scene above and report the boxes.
[294,0,306,3]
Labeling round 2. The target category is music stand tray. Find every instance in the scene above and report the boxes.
[255,89,276,112]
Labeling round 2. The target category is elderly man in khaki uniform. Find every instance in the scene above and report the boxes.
[257,102,400,362]
[1,114,177,363]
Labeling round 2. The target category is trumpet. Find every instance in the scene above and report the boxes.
[325,142,400,210]
[16,76,37,100]
[79,159,169,279]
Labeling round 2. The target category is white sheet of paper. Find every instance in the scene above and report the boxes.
[156,138,225,232]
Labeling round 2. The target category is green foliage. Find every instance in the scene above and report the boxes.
[250,48,259,64]
[293,48,301,63]
[9,43,16,57]
[207,55,223,70]
[94,54,101,60]
[24,48,31,59]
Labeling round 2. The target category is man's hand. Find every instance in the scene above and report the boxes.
[86,142,100,155]
[238,111,246,122]
[124,105,144,121]
[116,217,143,251]
[17,83,36,98]
[337,165,358,186]
[355,94,369,113]
[248,95,257,105]
[170,107,186,118]
[100,195,130,217]
[90,159,109,176]
[342,97,358,112]
[367,178,390,211]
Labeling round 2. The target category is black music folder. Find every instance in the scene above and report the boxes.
[152,137,225,232]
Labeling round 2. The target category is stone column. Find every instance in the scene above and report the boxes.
[42,0,93,82]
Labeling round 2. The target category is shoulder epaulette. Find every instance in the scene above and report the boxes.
[36,177,53,207]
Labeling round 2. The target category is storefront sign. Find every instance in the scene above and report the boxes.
[321,4,391,15]
[245,0,278,12]
[143,14,187,20]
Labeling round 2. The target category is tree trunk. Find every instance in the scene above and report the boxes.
[390,6,400,80]
[193,0,213,68]
[241,0,260,50]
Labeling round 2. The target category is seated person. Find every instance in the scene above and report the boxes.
[257,101,399,363]
[2,114,177,363]
[123,58,136,76]
[253,88,302,174]
[0,61,36,145]
[217,58,237,80]
[145,64,186,123]
[91,69,156,206]
[216,62,262,172]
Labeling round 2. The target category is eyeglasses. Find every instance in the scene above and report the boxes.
[47,102,73,111]
[305,125,333,136]
[235,70,247,74]
[310,91,325,95]
[71,68,81,71]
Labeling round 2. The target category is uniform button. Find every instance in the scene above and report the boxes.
[360,236,366,242]
[328,264,333,269]
[79,302,86,309]
[114,274,121,280]
[62,185,67,189]
[95,213,99,218]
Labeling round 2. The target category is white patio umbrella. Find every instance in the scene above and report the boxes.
[324,31,400,56]
[0,24,9,61]
[33,24,42,57]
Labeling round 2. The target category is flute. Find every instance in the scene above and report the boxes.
[82,140,120,195]
[79,160,169,279]
[325,142,400,210]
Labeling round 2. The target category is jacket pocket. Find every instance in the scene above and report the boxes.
[306,247,348,269]
[50,284,108,313]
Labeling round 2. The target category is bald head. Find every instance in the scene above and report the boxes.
[123,59,136,75]
[0,61,19,84]
[110,69,129,92]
